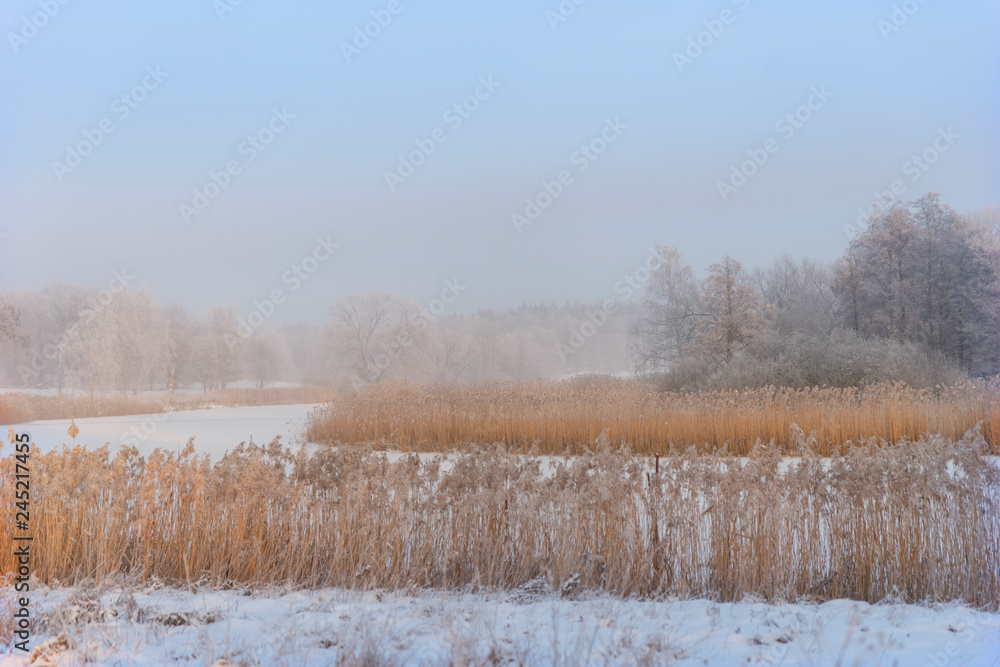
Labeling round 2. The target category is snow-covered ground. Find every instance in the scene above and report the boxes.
[3,584,999,666]
[5,404,319,460]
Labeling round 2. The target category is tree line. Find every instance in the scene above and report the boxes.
[630,195,1000,389]
[1,194,996,394]
[0,287,635,394]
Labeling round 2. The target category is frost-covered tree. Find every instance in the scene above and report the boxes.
[163,303,195,400]
[695,255,768,363]
[106,288,165,394]
[188,306,244,391]
[329,291,427,386]
[836,194,1000,375]
[419,319,479,383]
[0,294,23,344]
[752,256,835,338]
[246,328,290,389]
[207,306,244,389]
[629,246,700,372]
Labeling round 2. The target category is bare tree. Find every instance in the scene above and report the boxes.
[70,297,115,398]
[189,332,215,393]
[163,303,195,401]
[629,245,701,372]
[850,203,916,341]
[833,251,862,334]
[469,318,503,380]
[329,291,427,386]
[282,323,335,386]
[952,208,1000,375]
[246,328,288,389]
[499,329,539,380]
[695,255,768,363]
[0,294,24,344]
[208,306,243,389]
[38,284,92,392]
[753,255,835,338]
[837,195,1000,375]
[419,320,478,383]
[105,288,164,394]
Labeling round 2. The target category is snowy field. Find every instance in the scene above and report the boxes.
[4,584,1000,666]
[5,406,1000,665]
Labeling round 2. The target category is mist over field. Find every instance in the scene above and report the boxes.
[2,2,1000,665]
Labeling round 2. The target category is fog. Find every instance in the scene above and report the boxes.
[1,1,997,323]
[1,1,999,389]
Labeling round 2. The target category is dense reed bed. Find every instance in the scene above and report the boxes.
[0,386,337,425]
[2,429,998,607]
[306,378,1000,455]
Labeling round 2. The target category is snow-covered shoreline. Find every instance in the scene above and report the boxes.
[3,584,1000,666]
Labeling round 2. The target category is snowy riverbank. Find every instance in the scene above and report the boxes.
[4,584,1000,666]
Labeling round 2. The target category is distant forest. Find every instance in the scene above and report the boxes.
[0,286,638,393]
[0,194,997,393]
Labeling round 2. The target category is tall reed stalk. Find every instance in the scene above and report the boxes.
[2,430,997,607]
[306,379,1000,455]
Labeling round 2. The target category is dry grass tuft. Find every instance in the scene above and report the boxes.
[1,429,998,607]
[306,378,1000,455]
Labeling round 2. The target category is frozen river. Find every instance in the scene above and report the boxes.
[5,403,320,460]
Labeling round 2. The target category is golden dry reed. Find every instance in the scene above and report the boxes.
[1,430,998,607]
[306,378,1000,456]
[0,386,337,425]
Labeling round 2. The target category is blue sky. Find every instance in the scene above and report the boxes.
[1,0,998,323]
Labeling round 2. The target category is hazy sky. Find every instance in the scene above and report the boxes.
[2,0,998,325]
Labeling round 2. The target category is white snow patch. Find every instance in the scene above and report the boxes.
[2,585,998,666]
